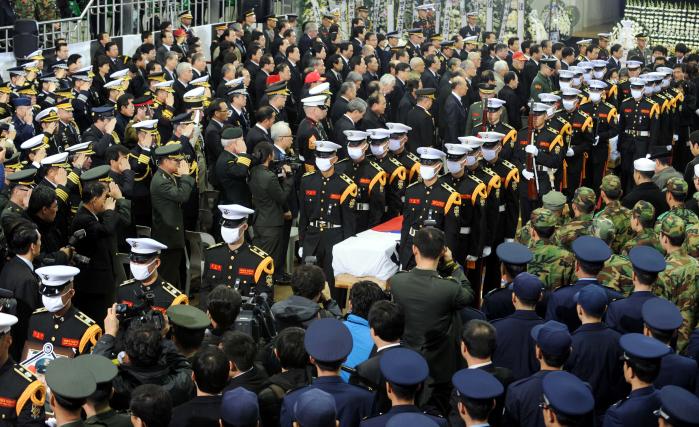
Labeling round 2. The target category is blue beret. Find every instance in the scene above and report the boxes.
[386,413,440,427]
[304,318,353,362]
[452,368,504,400]
[629,246,666,273]
[542,371,594,417]
[642,298,683,331]
[531,321,571,355]
[571,236,611,263]
[574,285,608,317]
[657,385,699,426]
[293,388,337,427]
[380,348,429,386]
[512,272,543,301]
[496,242,533,265]
[12,97,31,107]
[220,387,259,425]
[620,333,671,360]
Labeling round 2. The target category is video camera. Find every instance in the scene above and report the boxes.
[0,288,17,316]
[235,284,276,343]
[271,155,303,176]
[115,290,165,330]
[67,229,90,265]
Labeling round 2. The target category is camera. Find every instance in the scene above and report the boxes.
[235,290,276,343]
[0,288,17,316]
[271,155,302,176]
[115,290,165,330]
[67,229,91,265]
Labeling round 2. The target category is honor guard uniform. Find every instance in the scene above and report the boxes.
[603,333,669,427]
[336,129,386,232]
[377,123,409,219]
[296,95,330,172]
[618,60,643,102]
[482,242,533,321]
[482,98,517,161]
[605,246,663,334]
[618,77,660,192]
[451,366,505,427]
[545,236,623,332]
[0,313,46,426]
[655,385,699,426]
[538,92,573,139]
[201,205,274,305]
[644,73,673,147]
[117,238,188,313]
[25,266,102,357]
[558,88,594,198]
[298,141,357,299]
[129,119,158,226]
[580,80,618,192]
[386,122,420,185]
[442,142,487,267]
[399,147,461,269]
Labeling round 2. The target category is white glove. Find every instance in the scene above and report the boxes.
[609,136,618,152]
[298,247,303,259]
[522,170,535,180]
[673,134,679,142]
[610,150,620,161]
[695,108,699,116]
[466,255,478,262]
[482,246,492,257]
[593,135,600,146]
[525,145,539,156]
[566,147,575,157]
[505,238,515,243]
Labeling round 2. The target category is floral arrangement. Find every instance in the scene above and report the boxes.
[541,0,572,36]
[611,19,643,52]
[621,0,699,50]
[527,10,548,42]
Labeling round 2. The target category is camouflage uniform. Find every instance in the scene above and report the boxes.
[553,187,597,251]
[528,208,576,291]
[516,191,566,247]
[655,214,699,352]
[654,178,699,236]
[621,201,662,255]
[595,175,633,253]
[591,217,634,295]
[14,0,59,21]
[683,223,699,257]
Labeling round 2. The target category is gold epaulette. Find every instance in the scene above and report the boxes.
[409,162,420,182]
[505,167,520,188]
[369,170,387,194]
[67,171,80,185]
[254,256,274,283]
[445,190,461,214]
[302,170,316,177]
[650,103,661,119]
[472,183,488,206]
[236,155,251,167]
[32,307,48,314]
[250,245,270,259]
[172,294,189,305]
[607,84,618,99]
[79,324,102,354]
[407,152,420,162]
[340,182,358,204]
[339,173,355,186]
[504,129,517,144]
[581,115,594,133]
[55,187,69,203]
[390,166,407,184]
[16,377,45,416]
[550,133,564,151]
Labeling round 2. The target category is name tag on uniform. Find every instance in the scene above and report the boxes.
[0,398,17,408]
[32,330,44,340]
[209,263,222,271]
[431,200,445,208]
[408,198,421,204]
[329,194,341,200]
[305,190,317,196]
[61,338,79,348]
[238,268,254,276]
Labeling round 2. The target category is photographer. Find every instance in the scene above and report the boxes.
[93,304,194,410]
[249,141,295,283]
[27,185,72,265]
[271,264,342,331]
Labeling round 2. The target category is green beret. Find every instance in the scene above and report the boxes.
[542,191,566,211]
[221,127,243,140]
[167,304,211,330]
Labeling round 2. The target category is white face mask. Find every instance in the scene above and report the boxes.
[583,73,592,83]
[562,99,577,111]
[347,146,365,160]
[42,294,66,313]
[661,79,670,88]
[559,80,571,90]
[465,155,478,166]
[130,260,155,281]
[589,91,602,103]
[593,70,605,79]
[419,164,438,181]
[315,157,333,172]
[370,143,387,157]
[388,138,402,151]
[631,89,644,100]
[446,160,463,174]
[653,84,661,93]
[546,106,556,118]
[572,77,582,87]
[482,148,497,161]
[221,226,241,244]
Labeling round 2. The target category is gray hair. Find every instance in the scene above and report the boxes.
[346,98,367,114]
[165,51,179,62]
[305,23,318,33]
[493,60,509,74]
[379,73,396,87]
[271,121,292,141]
[339,81,356,96]
[176,62,192,76]
[461,59,476,72]
[346,71,363,83]
[409,57,424,69]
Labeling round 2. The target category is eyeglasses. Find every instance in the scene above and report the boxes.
[316,105,328,111]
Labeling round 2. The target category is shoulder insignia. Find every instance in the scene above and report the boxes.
[621,97,632,104]
[339,173,354,186]
[206,242,225,250]
[302,170,315,177]
[14,366,36,383]
[119,278,137,287]
[607,107,618,123]
[608,84,618,99]
[389,156,403,168]
[236,156,252,167]
[409,162,421,182]
[32,307,48,314]
[172,294,189,305]
[77,93,88,102]
[445,190,461,214]
[407,180,421,188]
[407,152,420,162]
[472,183,488,205]
[369,161,384,172]
[650,103,661,119]
[254,256,275,283]
[340,182,358,204]
[16,379,45,416]
[75,311,96,327]
[550,133,564,151]
[79,324,102,354]
[505,168,520,188]
[441,182,457,193]
[249,245,270,259]
[390,166,407,184]
[162,282,183,298]
[487,174,501,192]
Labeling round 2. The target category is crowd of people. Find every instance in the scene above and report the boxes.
[0,3,698,427]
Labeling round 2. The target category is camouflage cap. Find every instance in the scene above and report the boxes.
[632,200,655,224]
[532,208,557,228]
[660,213,686,239]
[590,217,616,244]
[684,224,699,257]
[572,187,596,211]
[600,174,622,194]
[542,191,566,211]
[666,176,688,196]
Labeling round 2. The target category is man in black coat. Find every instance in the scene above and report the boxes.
[498,71,524,131]
[245,106,275,152]
[440,77,468,146]
[406,89,436,152]
[284,46,304,103]
[388,64,410,121]
[621,158,670,216]
[204,99,228,179]
[221,331,270,394]
[359,94,387,131]
[326,55,345,101]
[330,82,354,124]
[333,99,367,159]
[213,127,253,207]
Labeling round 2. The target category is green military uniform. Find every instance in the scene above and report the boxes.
[684,223,699,257]
[654,178,699,236]
[517,190,567,247]
[553,187,597,251]
[45,357,98,427]
[14,0,58,21]
[527,209,576,291]
[530,71,554,103]
[78,354,131,427]
[621,201,662,255]
[655,214,698,352]
[595,175,633,253]
[150,144,195,289]
[591,217,633,295]
[628,46,652,66]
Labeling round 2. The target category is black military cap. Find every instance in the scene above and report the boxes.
[415,88,436,99]
[154,143,184,159]
[440,40,455,49]
[265,81,291,96]
[7,168,37,187]
[80,164,113,182]
[171,112,193,125]
[222,127,244,139]
[478,83,496,94]
[356,5,369,12]
[541,57,558,68]
[92,105,115,119]
[265,14,278,21]
[648,145,672,160]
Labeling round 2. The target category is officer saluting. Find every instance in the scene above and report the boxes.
[0,313,46,426]
[25,265,102,358]
[298,141,357,299]
[117,238,188,314]
[201,204,274,307]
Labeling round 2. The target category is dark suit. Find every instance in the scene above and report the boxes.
[608,57,622,70]
[286,60,303,101]
[326,69,343,101]
[406,105,434,152]
[421,69,439,89]
[351,344,403,414]
[172,79,192,114]
[0,256,40,360]
[388,78,406,121]
[223,364,270,394]
[330,96,350,124]
[359,110,385,131]
[441,93,467,145]
[204,119,225,180]
[253,70,270,107]
[169,395,221,427]
[492,310,544,380]
[156,45,173,65]
[397,93,416,124]
[499,86,523,130]
[333,115,356,159]
[245,124,273,152]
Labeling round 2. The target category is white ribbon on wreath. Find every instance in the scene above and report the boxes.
[442,0,454,36]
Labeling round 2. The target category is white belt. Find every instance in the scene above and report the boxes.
[356,203,370,211]
[460,227,471,235]
[401,196,405,202]
[298,155,306,161]
[638,131,650,137]
[499,204,506,212]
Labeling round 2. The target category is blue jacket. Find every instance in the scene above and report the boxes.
[603,386,660,427]
[342,314,374,382]
[605,291,658,334]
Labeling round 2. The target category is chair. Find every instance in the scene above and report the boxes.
[286,226,299,274]
[116,253,132,280]
[185,231,217,295]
